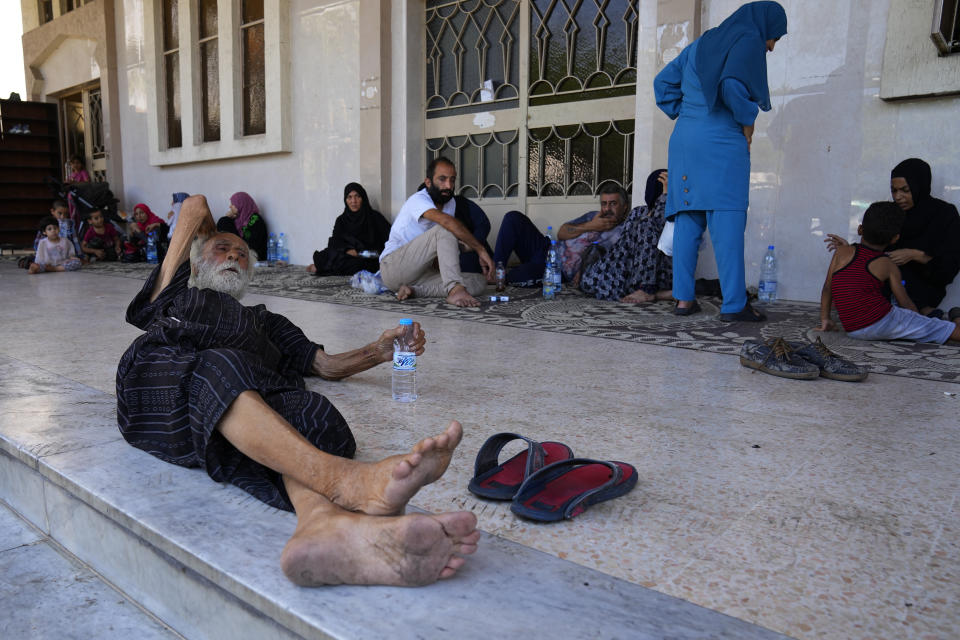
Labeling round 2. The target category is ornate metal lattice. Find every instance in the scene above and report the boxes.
[425,0,521,118]
[65,100,85,162]
[529,0,638,102]
[427,130,520,197]
[527,119,634,196]
[425,1,638,200]
[88,88,105,159]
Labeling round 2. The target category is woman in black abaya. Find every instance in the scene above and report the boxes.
[886,158,960,315]
[308,183,391,276]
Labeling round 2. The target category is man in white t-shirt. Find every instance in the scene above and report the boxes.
[380,158,493,307]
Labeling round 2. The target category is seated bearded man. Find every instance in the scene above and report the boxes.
[116,195,479,587]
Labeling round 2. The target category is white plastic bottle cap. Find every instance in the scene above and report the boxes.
[489,296,497,302]
[499,296,510,302]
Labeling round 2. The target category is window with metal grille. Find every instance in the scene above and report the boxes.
[425,0,638,204]
[88,88,104,159]
[932,0,960,55]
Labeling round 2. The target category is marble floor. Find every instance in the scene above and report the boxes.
[1,262,958,640]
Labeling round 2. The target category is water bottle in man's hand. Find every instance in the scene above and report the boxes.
[392,319,418,402]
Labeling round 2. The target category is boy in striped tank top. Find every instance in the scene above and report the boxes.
[819,202,960,344]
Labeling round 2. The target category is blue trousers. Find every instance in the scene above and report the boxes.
[493,211,550,285]
[672,210,747,314]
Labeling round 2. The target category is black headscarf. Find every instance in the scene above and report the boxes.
[328,183,391,253]
[889,158,960,297]
[644,169,668,210]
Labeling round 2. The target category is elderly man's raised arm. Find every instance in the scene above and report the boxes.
[150,195,217,302]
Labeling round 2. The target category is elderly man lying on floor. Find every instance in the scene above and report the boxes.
[115,195,479,587]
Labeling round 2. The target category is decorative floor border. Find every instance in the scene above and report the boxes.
[71,261,960,383]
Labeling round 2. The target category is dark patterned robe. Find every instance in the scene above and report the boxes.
[579,196,673,300]
[116,261,356,511]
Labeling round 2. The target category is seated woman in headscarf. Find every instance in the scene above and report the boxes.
[217,192,268,259]
[124,203,166,239]
[120,202,169,261]
[308,182,391,276]
[578,169,674,303]
[827,158,960,316]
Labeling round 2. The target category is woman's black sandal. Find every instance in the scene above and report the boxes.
[673,300,701,316]
[720,301,766,322]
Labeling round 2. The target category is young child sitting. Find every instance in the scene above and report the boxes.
[81,209,122,262]
[29,216,83,274]
[33,201,82,255]
[819,201,960,344]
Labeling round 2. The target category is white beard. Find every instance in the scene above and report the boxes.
[191,258,251,299]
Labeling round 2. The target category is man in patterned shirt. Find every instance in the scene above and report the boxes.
[116,195,479,587]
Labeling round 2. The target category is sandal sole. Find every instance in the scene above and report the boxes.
[819,370,869,382]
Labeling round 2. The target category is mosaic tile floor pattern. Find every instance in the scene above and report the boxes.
[78,260,960,382]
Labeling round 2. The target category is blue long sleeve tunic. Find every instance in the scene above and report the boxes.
[654,40,760,218]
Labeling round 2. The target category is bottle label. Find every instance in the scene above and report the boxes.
[393,351,416,371]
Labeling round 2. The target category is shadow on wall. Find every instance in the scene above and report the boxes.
[766,62,866,302]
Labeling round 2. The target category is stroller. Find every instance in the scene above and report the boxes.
[46,177,123,244]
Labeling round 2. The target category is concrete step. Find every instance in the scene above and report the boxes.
[0,501,183,639]
[0,354,789,640]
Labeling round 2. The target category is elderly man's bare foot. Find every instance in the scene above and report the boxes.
[333,421,464,515]
[282,510,480,587]
[621,289,656,303]
[397,285,414,301]
[446,285,480,307]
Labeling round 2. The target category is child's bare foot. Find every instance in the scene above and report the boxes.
[306,264,316,274]
[397,285,414,301]
[282,509,480,587]
[446,285,479,307]
[333,421,464,516]
[621,289,655,303]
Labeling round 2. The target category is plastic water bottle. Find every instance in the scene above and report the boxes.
[146,231,158,264]
[392,319,418,402]
[267,233,277,265]
[276,233,289,266]
[495,261,506,292]
[545,225,555,243]
[758,245,778,302]
[550,239,562,294]
[542,253,556,300]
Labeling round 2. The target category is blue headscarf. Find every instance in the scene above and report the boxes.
[694,2,787,113]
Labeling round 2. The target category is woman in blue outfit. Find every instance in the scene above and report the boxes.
[654,1,787,321]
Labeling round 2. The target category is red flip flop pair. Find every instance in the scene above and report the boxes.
[467,432,637,522]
